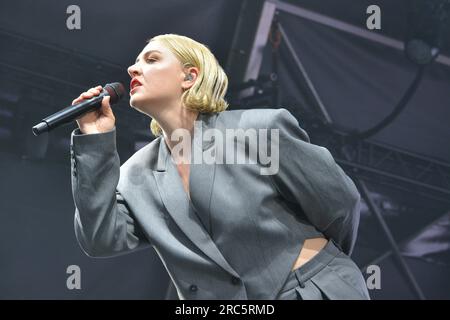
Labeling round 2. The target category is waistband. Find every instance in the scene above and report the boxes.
[279,238,342,293]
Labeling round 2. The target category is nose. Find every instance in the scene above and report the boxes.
[127,63,140,78]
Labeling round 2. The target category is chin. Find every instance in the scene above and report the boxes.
[130,97,154,117]
[129,93,147,108]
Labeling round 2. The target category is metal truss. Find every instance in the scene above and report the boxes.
[225,0,276,98]
[270,0,450,68]
[308,127,450,205]
[226,1,450,300]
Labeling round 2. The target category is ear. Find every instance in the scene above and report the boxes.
[181,67,199,90]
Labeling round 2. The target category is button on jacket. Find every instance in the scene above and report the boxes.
[70,108,362,299]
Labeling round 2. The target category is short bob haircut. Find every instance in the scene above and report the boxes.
[147,34,229,137]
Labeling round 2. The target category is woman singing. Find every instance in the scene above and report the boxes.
[70,34,370,300]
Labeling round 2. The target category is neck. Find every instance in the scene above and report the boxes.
[157,105,199,153]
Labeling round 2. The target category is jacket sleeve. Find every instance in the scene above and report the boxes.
[267,109,361,256]
[70,127,150,258]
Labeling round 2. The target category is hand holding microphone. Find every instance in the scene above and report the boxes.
[73,85,116,134]
[32,82,125,136]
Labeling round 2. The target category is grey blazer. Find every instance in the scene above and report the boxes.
[70,108,362,299]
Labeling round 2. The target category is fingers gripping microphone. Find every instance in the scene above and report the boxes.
[32,82,126,136]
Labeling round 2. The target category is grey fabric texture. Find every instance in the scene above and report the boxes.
[70,108,363,299]
[277,239,370,300]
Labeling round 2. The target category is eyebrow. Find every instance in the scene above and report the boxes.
[135,50,162,63]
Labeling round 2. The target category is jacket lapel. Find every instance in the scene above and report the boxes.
[152,112,239,278]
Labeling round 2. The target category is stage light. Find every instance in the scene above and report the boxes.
[405,0,450,65]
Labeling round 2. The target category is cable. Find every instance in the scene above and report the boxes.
[349,65,425,141]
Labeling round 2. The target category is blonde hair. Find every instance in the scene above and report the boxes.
[147,34,229,137]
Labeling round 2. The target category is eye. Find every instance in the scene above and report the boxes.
[146,57,157,63]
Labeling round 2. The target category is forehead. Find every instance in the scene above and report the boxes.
[142,40,166,53]
[136,41,169,61]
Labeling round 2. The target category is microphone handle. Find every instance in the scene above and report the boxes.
[32,94,104,136]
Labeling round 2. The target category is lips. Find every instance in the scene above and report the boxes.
[130,78,142,92]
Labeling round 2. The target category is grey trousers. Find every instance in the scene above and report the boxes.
[276,239,371,300]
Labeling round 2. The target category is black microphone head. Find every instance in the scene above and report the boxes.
[103,82,126,104]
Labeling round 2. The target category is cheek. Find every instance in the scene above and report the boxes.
[143,66,180,92]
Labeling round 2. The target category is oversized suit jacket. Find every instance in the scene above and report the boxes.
[70,108,361,299]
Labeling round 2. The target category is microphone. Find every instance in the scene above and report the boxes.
[32,82,126,136]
